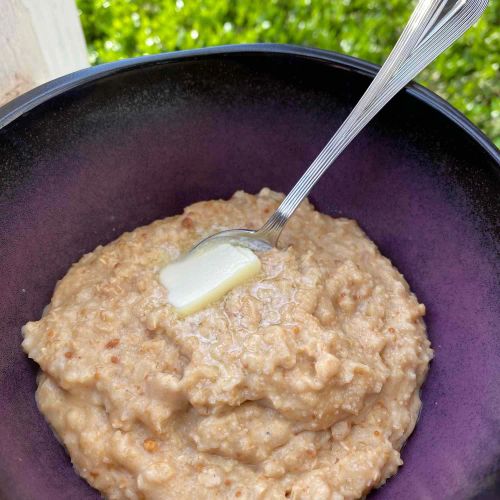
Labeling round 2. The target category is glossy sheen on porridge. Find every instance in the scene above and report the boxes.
[22,189,433,500]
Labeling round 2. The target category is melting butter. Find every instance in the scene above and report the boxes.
[159,243,261,317]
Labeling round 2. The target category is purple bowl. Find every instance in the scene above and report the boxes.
[0,45,498,500]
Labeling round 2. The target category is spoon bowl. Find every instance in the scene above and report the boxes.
[192,228,273,253]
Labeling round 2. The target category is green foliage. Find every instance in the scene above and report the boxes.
[77,0,499,145]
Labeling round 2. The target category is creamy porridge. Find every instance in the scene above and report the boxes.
[22,189,433,500]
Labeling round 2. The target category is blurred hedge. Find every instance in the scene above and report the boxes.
[77,0,499,146]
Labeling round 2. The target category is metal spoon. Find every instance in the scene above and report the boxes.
[193,0,488,252]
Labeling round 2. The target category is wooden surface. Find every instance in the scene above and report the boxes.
[0,0,88,106]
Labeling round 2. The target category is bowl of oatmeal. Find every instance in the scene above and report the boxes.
[0,46,499,500]
[21,188,433,499]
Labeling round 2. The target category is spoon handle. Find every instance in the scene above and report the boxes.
[258,0,487,245]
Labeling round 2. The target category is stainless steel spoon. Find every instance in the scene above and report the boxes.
[193,0,488,252]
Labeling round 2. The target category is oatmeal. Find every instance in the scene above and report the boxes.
[22,189,432,500]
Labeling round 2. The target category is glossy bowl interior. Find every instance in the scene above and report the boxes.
[0,45,498,500]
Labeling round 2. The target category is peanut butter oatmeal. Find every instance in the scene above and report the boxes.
[22,188,432,500]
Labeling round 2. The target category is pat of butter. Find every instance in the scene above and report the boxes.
[159,243,261,317]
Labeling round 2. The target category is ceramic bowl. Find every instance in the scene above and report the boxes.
[0,45,498,499]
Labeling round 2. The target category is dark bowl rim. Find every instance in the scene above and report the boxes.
[0,43,498,165]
